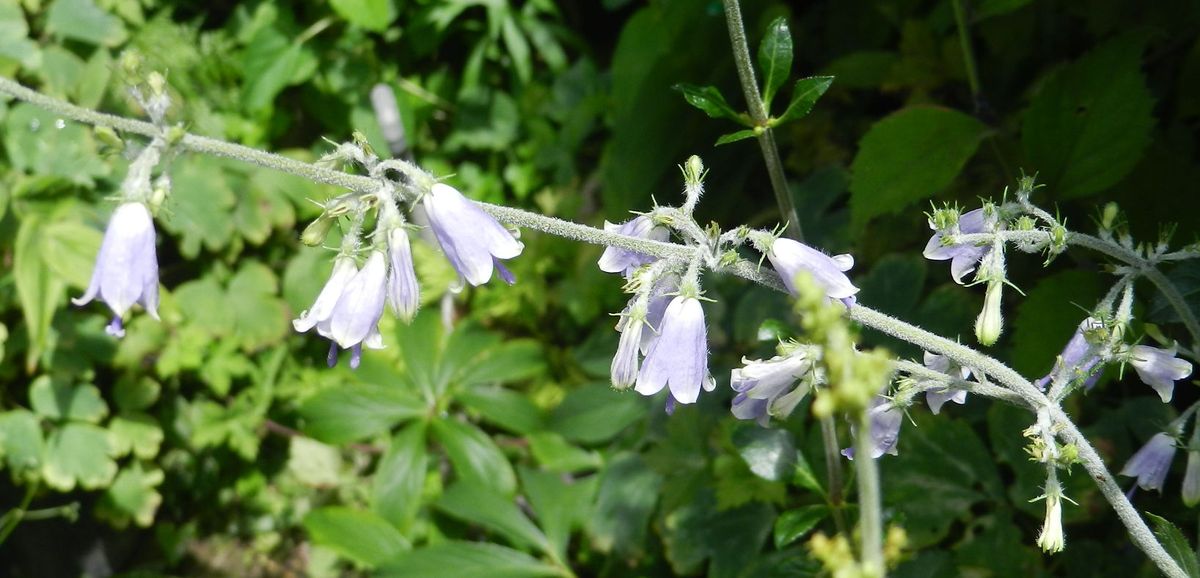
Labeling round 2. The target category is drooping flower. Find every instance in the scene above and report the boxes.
[730,348,817,425]
[386,228,420,322]
[294,255,358,334]
[611,305,646,390]
[1034,317,1105,392]
[842,396,903,460]
[1129,345,1193,403]
[1036,482,1066,554]
[1120,432,1178,493]
[924,208,993,284]
[422,183,523,286]
[323,251,388,369]
[598,215,669,277]
[73,202,161,338]
[754,235,859,305]
[635,296,711,404]
[1183,449,1200,507]
[922,352,970,414]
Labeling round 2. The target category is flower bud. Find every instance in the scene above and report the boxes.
[301,217,335,246]
[1101,203,1120,231]
[94,126,124,151]
[975,280,1004,346]
[1036,484,1065,554]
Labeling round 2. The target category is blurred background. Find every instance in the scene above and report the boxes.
[0,0,1199,576]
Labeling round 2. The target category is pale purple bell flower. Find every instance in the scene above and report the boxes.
[611,310,645,390]
[1120,432,1178,493]
[293,255,358,334]
[763,237,859,305]
[73,202,160,338]
[1034,318,1104,392]
[323,251,388,369]
[923,351,970,414]
[598,216,669,276]
[842,396,903,460]
[730,351,815,425]
[422,183,523,286]
[924,208,992,284]
[635,296,711,404]
[386,228,420,322]
[1129,345,1193,403]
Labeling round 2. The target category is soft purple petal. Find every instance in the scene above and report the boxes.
[1130,345,1193,403]
[635,297,708,404]
[328,251,388,349]
[423,183,523,286]
[294,256,358,333]
[73,202,160,327]
[598,216,669,275]
[1120,432,1177,492]
[386,228,420,322]
[767,238,859,301]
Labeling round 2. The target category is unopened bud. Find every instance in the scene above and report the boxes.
[1101,203,1119,231]
[301,216,335,246]
[94,126,124,151]
[975,280,1004,346]
[119,50,143,77]
[147,72,167,97]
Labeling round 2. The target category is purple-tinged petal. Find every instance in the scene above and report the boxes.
[386,228,420,322]
[635,297,708,404]
[1120,432,1177,492]
[294,256,359,333]
[1130,345,1193,403]
[73,202,160,331]
[843,397,903,460]
[328,251,388,349]
[598,216,668,275]
[494,259,516,285]
[766,238,859,301]
[423,183,523,286]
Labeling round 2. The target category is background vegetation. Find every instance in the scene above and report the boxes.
[1,0,1199,576]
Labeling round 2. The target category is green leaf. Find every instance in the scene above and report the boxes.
[1010,269,1101,376]
[40,220,103,290]
[976,0,1034,19]
[96,463,163,528]
[42,422,117,491]
[501,14,532,83]
[29,376,108,423]
[457,340,546,387]
[822,51,896,89]
[519,467,597,562]
[1146,513,1200,578]
[241,24,315,111]
[4,103,108,185]
[1022,34,1154,199]
[394,311,444,394]
[0,3,39,68]
[791,450,824,495]
[287,436,343,487]
[774,505,830,548]
[299,384,424,444]
[304,507,410,568]
[674,83,743,123]
[164,156,236,257]
[39,46,85,99]
[373,422,428,531]
[778,76,833,123]
[661,492,774,578]
[587,452,661,556]
[431,419,517,496]
[378,542,565,578]
[527,431,602,473]
[329,0,396,31]
[227,261,289,351]
[548,383,646,444]
[849,106,989,230]
[437,482,553,555]
[75,48,111,109]
[715,129,757,146]
[45,0,127,46]
[459,386,545,435]
[757,17,793,109]
[856,254,928,319]
[732,425,797,482]
[15,215,64,372]
[1149,261,1200,326]
[108,413,163,460]
[0,410,45,476]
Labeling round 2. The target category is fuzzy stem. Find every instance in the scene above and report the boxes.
[854,410,885,576]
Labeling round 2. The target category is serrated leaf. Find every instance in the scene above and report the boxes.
[587,452,661,556]
[1146,512,1200,578]
[165,156,236,257]
[778,76,834,123]
[715,129,757,146]
[674,83,743,123]
[377,542,564,578]
[1022,34,1154,199]
[548,383,645,444]
[43,422,117,491]
[849,106,989,230]
[96,463,163,528]
[227,261,289,351]
[29,376,108,423]
[108,413,163,459]
[437,482,553,555]
[661,492,774,578]
[329,0,395,31]
[733,425,797,482]
[299,384,424,444]
[304,507,410,568]
[774,505,830,548]
[758,17,793,109]
[374,422,428,531]
[431,419,517,496]
[0,410,45,476]
[45,0,127,46]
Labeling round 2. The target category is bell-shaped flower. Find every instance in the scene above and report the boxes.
[842,396,903,460]
[1120,432,1178,492]
[323,251,388,369]
[611,304,647,390]
[730,349,817,425]
[924,208,993,284]
[1034,317,1105,392]
[1129,345,1193,403]
[293,255,358,334]
[922,352,970,414]
[635,295,711,404]
[1036,482,1066,554]
[754,234,858,305]
[598,215,669,277]
[422,183,523,286]
[386,228,420,322]
[73,202,160,338]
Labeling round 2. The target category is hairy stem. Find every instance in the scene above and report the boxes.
[854,411,885,575]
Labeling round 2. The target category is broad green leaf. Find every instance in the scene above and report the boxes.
[548,383,646,444]
[774,505,829,548]
[329,0,396,31]
[431,419,517,496]
[519,467,597,562]
[373,422,428,531]
[757,17,793,109]
[29,375,108,423]
[395,311,444,393]
[165,156,236,257]
[1010,269,1101,376]
[457,340,545,387]
[912,284,980,345]
[39,45,85,99]
[227,261,289,351]
[378,542,564,578]
[856,254,927,319]
[0,3,39,68]
[96,463,163,528]
[732,425,796,482]
[299,384,424,444]
[822,51,896,89]
[75,47,111,109]
[1149,261,1200,326]
[791,450,824,495]
[1146,513,1200,578]
[459,386,545,435]
[4,103,108,185]
[587,452,661,556]
[501,14,532,83]
[15,218,62,373]
[0,410,45,475]
[660,492,774,578]
[40,220,103,290]
[849,106,989,230]
[674,84,743,123]
[233,171,297,245]
[777,76,834,123]
[287,436,343,487]
[715,129,757,146]
[304,507,409,568]
[241,25,315,112]
[437,482,553,555]
[173,277,235,337]
[108,413,163,460]
[42,422,117,491]
[527,431,601,473]
[114,378,160,413]
[1022,34,1154,199]
[45,0,127,46]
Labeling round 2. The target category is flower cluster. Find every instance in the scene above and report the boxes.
[730,343,821,426]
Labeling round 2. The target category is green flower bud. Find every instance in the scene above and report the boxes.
[301,216,335,246]
[975,280,1004,346]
